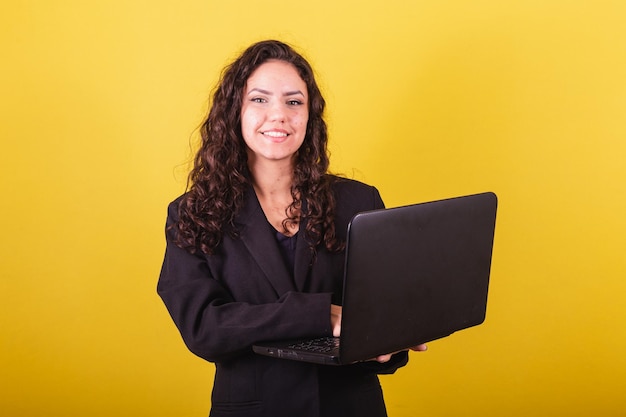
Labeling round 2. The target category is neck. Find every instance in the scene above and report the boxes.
[247,156,295,197]
[247,155,300,236]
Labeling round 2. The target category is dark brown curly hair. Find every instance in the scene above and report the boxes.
[173,40,343,255]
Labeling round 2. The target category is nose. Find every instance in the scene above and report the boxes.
[268,101,286,122]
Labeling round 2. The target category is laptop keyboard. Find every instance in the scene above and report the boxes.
[288,337,340,353]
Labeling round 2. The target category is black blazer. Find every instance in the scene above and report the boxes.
[158,177,408,417]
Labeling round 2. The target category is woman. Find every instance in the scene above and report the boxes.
[158,40,426,417]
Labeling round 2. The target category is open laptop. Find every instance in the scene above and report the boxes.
[253,191,498,365]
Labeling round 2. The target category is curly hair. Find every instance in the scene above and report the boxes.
[173,40,343,255]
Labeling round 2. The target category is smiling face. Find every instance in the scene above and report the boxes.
[240,60,309,167]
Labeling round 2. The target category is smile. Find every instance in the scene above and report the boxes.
[262,131,289,138]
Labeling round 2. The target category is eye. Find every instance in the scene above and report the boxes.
[287,99,304,106]
[251,97,267,103]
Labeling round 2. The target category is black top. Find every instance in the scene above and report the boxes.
[275,230,298,274]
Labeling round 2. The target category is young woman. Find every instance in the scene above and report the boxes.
[157,39,426,417]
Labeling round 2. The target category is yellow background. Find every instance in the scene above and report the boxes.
[1,1,625,416]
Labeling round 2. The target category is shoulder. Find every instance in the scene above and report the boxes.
[328,175,385,218]
[330,175,374,192]
[330,176,383,204]
[165,193,187,222]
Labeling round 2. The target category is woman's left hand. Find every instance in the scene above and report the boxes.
[373,344,428,363]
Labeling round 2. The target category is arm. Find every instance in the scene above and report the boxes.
[157,201,333,363]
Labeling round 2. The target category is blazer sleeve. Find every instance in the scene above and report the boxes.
[157,200,333,363]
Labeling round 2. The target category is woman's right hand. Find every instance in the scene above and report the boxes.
[330,304,342,337]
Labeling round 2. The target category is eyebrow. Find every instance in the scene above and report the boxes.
[247,88,305,97]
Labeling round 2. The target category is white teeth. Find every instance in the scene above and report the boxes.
[262,131,288,138]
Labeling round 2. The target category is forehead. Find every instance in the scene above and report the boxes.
[245,60,307,91]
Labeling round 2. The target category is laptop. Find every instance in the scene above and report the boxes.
[253,191,498,365]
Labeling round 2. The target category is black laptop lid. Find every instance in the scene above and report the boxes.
[338,192,498,364]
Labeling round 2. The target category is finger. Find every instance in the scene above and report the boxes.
[375,354,392,363]
[410,344,428,352]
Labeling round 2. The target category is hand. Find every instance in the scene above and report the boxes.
[330,304,342,337]
[373,344,428,363]
[410,343,428,352]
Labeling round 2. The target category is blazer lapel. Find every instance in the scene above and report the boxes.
[293,200,315,291]
[234,187,296,296]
